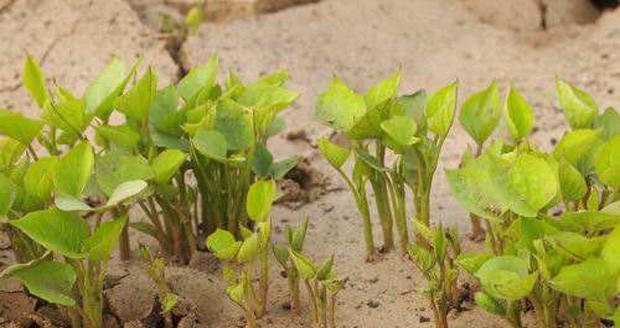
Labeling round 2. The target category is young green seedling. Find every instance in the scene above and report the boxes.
[409,222,461,328]
[206,179,276,327]
[289,250,344,328]
[182,55,300,239]
[458,81,501,240]
[0,210,127,328]
[450,81,620,328]
[273,217,309,313]
[139,244,178,328]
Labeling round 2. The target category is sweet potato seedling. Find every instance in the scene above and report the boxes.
[316,74,458,256]
[206,179,276,327]
[139,244,179,328]
[450,81,620,328]
[0,210,127,328]
[273,217,309,313]
[183,55,301,239]
[409,222,461,328]
[289,250,343,328]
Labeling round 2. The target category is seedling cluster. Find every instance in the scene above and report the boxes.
[0,53,618,328]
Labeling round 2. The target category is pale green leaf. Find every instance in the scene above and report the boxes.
[23,55,49,108]
[178,54,218,102]
[7,260,76,306]
[83,216,127,261]
[192,129,228,162]
[504,85,534,141]
[0,109,44,144]
[11,208,88,258]
[105,180,148,208]
[315,78,366,131]
[558,157,587,201]
[556,79,598,129]
[425,82,457,138]
[595,135,620,187]
[317,138,350,169]
[551,258,615,300]
[24,157,57,203]
[364,72,401,110]
[246,179,275,222]
[53,141,94,197]
[151,149,186,184]
[116,68,157,122]
[460,81,500,145]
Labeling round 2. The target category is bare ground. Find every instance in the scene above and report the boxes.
[2,0,620,327]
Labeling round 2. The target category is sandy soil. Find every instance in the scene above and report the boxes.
[1,0,620,327]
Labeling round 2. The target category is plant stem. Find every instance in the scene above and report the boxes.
[356,190,376,261]
[327,293,337,328]
[118,219,131,261]
[288,268,300,313]
[258,246,269,317]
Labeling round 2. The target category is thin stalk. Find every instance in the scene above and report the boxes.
[327,293,337,328]
[373,142,394,250]
[288,268,300,313]
[118,218,131,261]
[387,168,408,253]
[258,244,270,317]
[305,280,320,324]
[335,167,376,261]
[469,144,485,241]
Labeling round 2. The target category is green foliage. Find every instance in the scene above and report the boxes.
[504,85,534,142]
[556,79,598,129]
[459,81,500,146]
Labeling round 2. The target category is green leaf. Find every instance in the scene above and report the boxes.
[346,100,391,140]
[558,157,587,201]
[178,54,218,102]
[85,57,138,119]
[425,82,457,138]
[43,88,87,142]
[317,138,350,169]
[83,216,127,261]
[408,243,435,272]
[271,155,303,180]
[595,135,620,187]
[162,292,179,313]
[505,85,534,141]
[364,72,401,110]
[0,174,16,219]
[273,244,290,267]
[315,78,366,131]
[548,231,603,260]
[192,129,228,162]
[397,90,427,130]
[116,68,158,122]
[380,115,419,149]
[214,98,253,151]
[237,233,260,263]
[457,252,493,275]
[207,229,241,260]
[54,141,94,197]
[474,292,506,316]
[0,138,24,170]
[54,194,94,212]
[105,180,148,208]
[553,129,601,174]
[23,55,49,108]
[0,109,44,144]
[475,256,533,300]
[95,152,154,196]
[184,6,204,30]
[315,256,334,281]
[290,249,317,279]
[226,283,244,305]
[96,124,140,151]
[252,145,273,178]
[151,150,186,185]
[459,81,501,145]
[24,157,57,203]
[553,210,620,233]
[246,180,275,222]
[7,260,76,306]
[550,258,616,300]
[505,153,558,217]
[11,208,88,258]
[602,225,620,274]
[595,107,620,140]
[556,79,598,129]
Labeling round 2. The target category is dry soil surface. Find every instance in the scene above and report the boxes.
[2,0,620,327]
